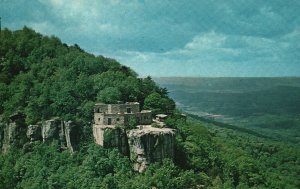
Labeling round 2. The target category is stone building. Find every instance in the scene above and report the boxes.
[92,102,176,172]
[93,102,152,127]
[93,102,153,154]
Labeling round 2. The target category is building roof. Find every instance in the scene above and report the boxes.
[141,110,152,113]
[95,102,140,106]
[156,114,168,118]
[125,102,140,105]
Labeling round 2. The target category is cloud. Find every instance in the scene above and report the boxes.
[110,29,300,77]
[185,32,227,50]
[1,0,299,76]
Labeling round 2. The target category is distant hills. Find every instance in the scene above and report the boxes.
[155,77,300,143]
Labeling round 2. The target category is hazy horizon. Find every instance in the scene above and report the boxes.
[153,76,300,78]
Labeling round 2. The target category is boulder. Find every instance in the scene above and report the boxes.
[127,126,175,172]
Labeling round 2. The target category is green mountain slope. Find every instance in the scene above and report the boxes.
[0,28,299,189]
[0,27,173,127]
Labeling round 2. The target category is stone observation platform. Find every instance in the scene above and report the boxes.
[92,102,175,172]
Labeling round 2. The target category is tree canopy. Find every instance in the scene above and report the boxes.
[0,27,174,126]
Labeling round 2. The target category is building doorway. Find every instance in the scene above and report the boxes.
[108,118,112,125]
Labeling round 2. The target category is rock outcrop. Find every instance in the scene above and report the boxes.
[0,115,79,153]
[93,125,129,155]
[0,104,175,172]
[93,124,175,172]
[127,126,175,172]
[42,118,62,143]
[41,118,79,152]
[26,124,42,142]
[64,120,79,152]
[1,113,27,152]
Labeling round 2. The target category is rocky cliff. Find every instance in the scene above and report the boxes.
[127,126,175,172]
[41,118,79,152]
[1,116,79,153]
[1,114,176,173]
[93,125,129,156]
[1,113,27,152]
[93,124,175,172]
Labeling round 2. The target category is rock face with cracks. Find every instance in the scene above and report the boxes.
[93,125,129,156]
[127,126,175,173]
[0,102,175,173]
[1,113,27,152]
[41,118,79,152]
[41,118,62,143]
[0,115,79,153]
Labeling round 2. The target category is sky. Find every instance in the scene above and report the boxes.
[1,0,300,77]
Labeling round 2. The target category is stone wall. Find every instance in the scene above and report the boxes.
[94,102,140,114]
[94,113,126,126]
[94,103,108,113]
[117,103,140,114]
[135,111,152,125]
[94,111,151,127]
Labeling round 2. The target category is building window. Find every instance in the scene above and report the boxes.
[108,118,112,125]
[127,108,131,113]
[116,118,120,121]
[98,118,101,121]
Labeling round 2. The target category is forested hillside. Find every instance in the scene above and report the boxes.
[0,28,299,189]
[0,27,174,140]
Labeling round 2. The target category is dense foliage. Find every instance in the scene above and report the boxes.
[1,28,299,188]
[1,116,299,188]
[0,27,173,136]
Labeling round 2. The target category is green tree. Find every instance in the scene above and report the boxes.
[97,87,122,104]
[143,92,175,115]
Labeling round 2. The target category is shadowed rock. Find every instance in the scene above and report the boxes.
[26,124,42,142]
[2,112,27,152]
